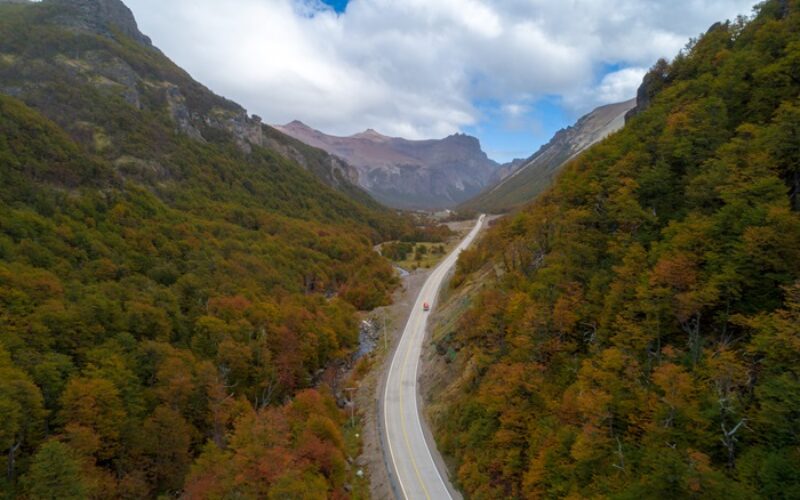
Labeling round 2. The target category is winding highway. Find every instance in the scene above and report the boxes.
[383,215,485,499]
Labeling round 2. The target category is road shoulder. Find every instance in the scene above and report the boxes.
[356,269,430,500]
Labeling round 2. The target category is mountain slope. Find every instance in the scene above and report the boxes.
[460,99,636,213]
[0,0,389,224]
[433,2,800,498]
[0,1,410,497]
[276,121,499,210]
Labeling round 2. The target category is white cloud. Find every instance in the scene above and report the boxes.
[565,67,648,110]
[597,68,649,103]
[125,0,757,139]
[502,104,528,118]
[501,102,533,131]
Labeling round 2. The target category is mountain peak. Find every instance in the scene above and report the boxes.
[351,128,388,141]
[46,0,152,46]
[284,120,313,130]
[442,132,474,141]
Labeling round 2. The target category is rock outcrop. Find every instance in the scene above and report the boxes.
[47,0,152,46]
[625,59,669,122]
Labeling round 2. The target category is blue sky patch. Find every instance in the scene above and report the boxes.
[320,0,348,13]
[464,96,572,164]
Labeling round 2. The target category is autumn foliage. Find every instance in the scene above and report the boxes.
[436,2,800,498]
[0,1,411,496]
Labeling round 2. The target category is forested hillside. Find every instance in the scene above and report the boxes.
[435,1,800,497]
[0,0,418,497]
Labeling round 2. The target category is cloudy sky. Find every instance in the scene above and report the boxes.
[125,0,756,162]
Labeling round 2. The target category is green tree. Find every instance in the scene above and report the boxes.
[267,470,328,500]
[0,346,45,483]
[22,441,87,500]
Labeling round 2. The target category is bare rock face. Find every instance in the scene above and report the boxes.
[46,0,152,46]
[83,50,142,108]
[625,59,669,122]
[165,85,205,142]
[275,122,499,210]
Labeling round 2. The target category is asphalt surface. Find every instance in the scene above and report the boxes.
[383,215,485,499]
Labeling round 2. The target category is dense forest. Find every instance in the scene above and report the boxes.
[436,1,800,498]
[0,1,431,497]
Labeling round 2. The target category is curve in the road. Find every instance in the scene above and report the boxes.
[383,215,485,500]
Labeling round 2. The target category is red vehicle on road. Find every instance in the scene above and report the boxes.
[423,302,430,312]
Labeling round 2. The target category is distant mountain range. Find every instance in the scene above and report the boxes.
[275,121,499,210]
[460,98,636,213]
[279,98,636,213]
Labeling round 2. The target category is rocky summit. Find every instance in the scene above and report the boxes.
[47,0,153,46]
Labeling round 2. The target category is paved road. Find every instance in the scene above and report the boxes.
[383,215,485,499]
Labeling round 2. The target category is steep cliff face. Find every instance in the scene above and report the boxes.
[275,121,499,210]
[460,98,636,213]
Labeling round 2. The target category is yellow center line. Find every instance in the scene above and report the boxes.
[388,216,483,499]
[399,301,433,500]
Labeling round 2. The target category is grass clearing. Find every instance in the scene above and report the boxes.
[379,223,471,271]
